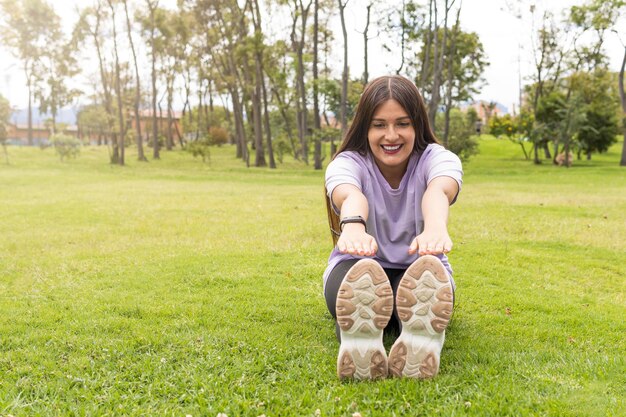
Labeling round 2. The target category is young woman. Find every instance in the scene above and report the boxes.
[323,75,463,380]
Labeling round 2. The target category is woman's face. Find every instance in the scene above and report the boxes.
[367,99,416,181]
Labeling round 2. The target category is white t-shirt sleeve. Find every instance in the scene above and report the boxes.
[325,154,364,213]
[426,146,464,203]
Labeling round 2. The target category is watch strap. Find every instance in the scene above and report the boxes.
[339,216,367,232]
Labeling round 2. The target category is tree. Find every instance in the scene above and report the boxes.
[143,0,161,159]
[337,0,349,142]
[77,104,109,145]
[436,108,478,161]
[620,47,626,166]
[107,0,127,166]
[49,133,81,161]
[0,94,11,164]
[122,0,147,161]
[74,2,119,162]
[0,0,62,145]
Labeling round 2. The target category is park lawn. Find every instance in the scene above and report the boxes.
[0,139,624,416]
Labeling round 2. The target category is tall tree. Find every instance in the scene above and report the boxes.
[0,0,61,145]
[0,94,10,163]
[107,0,127,166]
[620,47,626,166]
[75,2,119,162]
[427,0,454,129]
[313,0,322,169]
[293,0,313,164]
[251,0,275,168]
[145,0,160,159]
[337,0,349,141]
[122,0,147,161]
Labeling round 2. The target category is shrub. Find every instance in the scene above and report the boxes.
[208,126,229,146]
[436,109,479,162]
[49,134,81,161]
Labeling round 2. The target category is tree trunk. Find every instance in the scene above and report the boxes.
[251,0,275,169]
[396,0,406,74]
[296,0,312,164]
[313,0,322,170]
[91,7,117,163]
[197,78,203,141]
[149,1,160,159]
[443,7,460,148]
[231,86,249,167]
[250,0,266,167]
[618,47,626,166]
[362,2,372,85]
[123,0,146,162]
[109,0,125,166]
[338,0,349,141]
[428,0,450,129]
[418,0,433,90]
[166,75,174,150]
[26,68,33,146]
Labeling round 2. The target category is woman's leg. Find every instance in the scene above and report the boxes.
[324,259,360,322]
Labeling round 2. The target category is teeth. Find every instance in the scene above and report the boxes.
[382,144,401,151]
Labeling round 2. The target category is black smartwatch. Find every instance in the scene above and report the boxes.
[340,216,367,232]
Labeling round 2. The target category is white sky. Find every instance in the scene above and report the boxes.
[1,0,624,113]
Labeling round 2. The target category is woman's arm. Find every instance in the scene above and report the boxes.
[408,176,459,256]
[331,183,378,256]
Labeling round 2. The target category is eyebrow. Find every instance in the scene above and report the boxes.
[371,116,411,121]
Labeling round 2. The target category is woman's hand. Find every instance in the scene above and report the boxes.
[408,227,452,256]
[337,223,378,256]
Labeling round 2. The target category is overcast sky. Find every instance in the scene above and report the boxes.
[1,0,624,113]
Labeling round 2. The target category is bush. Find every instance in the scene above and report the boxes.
[49,134,81,161]
[208,126,229,146]
[436,109,479,162]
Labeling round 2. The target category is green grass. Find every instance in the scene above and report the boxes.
[0,139,625,416]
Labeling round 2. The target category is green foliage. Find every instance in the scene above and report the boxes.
[181,106,230,142]
[318,77,363,121]
[49,133,81,161]
[416,27,487,104]
[186,140,211,164]
[436,109,478,161]
[272,134,291,164]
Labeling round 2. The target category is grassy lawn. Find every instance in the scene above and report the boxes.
[0,139,624,416]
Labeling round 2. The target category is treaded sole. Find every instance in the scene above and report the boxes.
[336,259,393,380]
[388,255,453,379]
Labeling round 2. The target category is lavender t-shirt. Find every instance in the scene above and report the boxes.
[323,143,463,290]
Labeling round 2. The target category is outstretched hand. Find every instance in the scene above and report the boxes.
[337,224,378,257]
[408,228,452,256]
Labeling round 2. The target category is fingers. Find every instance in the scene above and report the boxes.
[409,234,453,256]
[337,234,377,257]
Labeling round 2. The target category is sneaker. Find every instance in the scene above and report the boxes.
[388,255,454,379]
[335,259,393,380]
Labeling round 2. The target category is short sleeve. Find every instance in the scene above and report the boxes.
[325,153,364,213]
[425,146,463,203]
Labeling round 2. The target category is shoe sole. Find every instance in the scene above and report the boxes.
[336,259,393,380]
[388,255,454,379]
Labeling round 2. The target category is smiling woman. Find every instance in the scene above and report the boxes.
[322,75,463,381]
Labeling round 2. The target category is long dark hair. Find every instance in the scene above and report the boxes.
[326,75,439,244]
[335,75,438,157]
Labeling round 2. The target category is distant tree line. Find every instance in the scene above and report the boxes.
[488,0,626,167]
[0,0,624,167]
